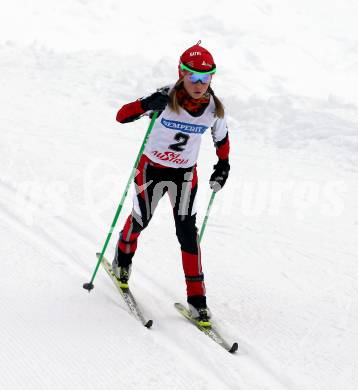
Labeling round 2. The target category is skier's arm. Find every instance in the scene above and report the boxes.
[211,116,230,160]
[215,133,230,160]
[116,100,145,123]
[116,87,170,124]
[209,116,231,192]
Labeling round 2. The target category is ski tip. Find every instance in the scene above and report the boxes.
[145,320,153,328]
[229,342,238,353]
[83,282,94,292]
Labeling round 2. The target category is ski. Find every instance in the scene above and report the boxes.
[97,253,153,328]
[174,302,238,353]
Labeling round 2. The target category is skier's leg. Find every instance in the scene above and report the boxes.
[170,167,209,316]
[175,213,206,297]
[114,157,166,269]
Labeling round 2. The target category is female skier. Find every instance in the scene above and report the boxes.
[113,42,230,326]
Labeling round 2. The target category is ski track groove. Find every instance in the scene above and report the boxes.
[0,177,303,390]
[0,198,87,278]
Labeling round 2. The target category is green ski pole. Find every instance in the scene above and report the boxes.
[83,112,158,291]
[199,190,216,243]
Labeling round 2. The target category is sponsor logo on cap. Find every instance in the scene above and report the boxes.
[201,60,212,67]
[190,51,201,56]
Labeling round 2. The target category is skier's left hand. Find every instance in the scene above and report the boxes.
[209,159,230,192]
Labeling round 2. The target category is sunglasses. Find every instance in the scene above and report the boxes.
[180,63,216,84]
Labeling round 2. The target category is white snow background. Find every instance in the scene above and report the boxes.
[1,0,358,389]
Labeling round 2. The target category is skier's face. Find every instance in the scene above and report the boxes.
[182,73,211,99]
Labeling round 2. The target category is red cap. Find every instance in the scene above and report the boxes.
[179,41,216,76]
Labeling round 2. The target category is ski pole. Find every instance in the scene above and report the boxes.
[83,112,158,292]
[199,190,216,243]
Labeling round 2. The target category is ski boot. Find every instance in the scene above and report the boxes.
[187,295,212,328]
[112,259,132,289]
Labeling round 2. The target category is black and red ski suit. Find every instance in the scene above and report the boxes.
[115,88,229,298]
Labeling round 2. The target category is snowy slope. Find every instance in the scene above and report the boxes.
[1,1,358,389]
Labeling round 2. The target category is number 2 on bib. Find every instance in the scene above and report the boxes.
[169,132,190,152]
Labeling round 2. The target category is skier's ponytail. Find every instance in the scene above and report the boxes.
[208,86,225,118]
[169,79,225,118]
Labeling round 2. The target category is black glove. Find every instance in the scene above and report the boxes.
[209,159,230,192]
[141,92,170,112]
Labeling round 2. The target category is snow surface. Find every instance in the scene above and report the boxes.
[1,1,358,389]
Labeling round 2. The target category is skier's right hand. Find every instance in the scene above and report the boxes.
[141,92,170,112]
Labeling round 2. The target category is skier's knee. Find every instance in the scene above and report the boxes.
[132,210,151,231]
[175,215,198,252]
